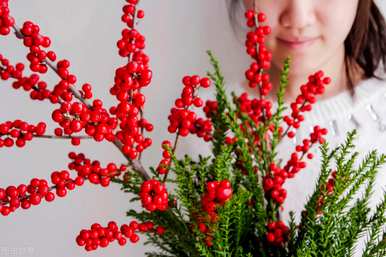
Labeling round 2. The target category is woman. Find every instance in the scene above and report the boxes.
[226,0,386,255]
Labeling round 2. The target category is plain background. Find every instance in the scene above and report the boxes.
[0,1,385,256]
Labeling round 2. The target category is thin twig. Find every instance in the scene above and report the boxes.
[34,135,92,139]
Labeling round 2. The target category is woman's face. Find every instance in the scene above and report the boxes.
[243,0,360,76]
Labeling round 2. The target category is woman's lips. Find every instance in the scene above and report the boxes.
[277,37,320,49]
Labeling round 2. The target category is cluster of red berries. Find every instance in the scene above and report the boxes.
[111,51,151,95]
[266,220,289,246]
[175,75,211,107]
[156,140,172,175]
[117,28,145,57]
[195,180,233,247]
[292,126,327,161]
[51,59,78,102]
[283,71,331,138]
[0,55,54,101]
[4,19,90,105]
[14,19,92,105]
[309,125,328,144]
[112,95,153,159]
[0,151,129,216]
[76,220,166,251]
[287,148,307,172]
[201,180,233,222]
[263,126,327,204]
[80,83,93,99]
[51,153,127,204]
[0,177,54,216]
[168,105,196,135]
[0,120,46,148]
[244,60,272,94]
[109,0,154,160]
[14,20,94,105]
[0,0,14,36]
[16,19,83,103]
[67,152,126,187]
[243,10,277,149]
[263,163,287,205]
[1,3,133,151]
[139,179,169,212]
[167,75,213,141]
[0,54,91,105]
[50,169,82,198]
[2,1,152,155]
[283,126,327,176]
[110,64,154,156]
[237,92,273,123]
[244,10,272,92]
[77,221,130,251]
[295,138,315,160]
[191,117,213,141]
[52,99,118,145]
[19,21,56,74]
[117,16,145,57]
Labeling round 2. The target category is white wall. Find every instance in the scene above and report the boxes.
[0,1,385,257]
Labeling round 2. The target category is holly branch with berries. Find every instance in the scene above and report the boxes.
[0,0,385,256]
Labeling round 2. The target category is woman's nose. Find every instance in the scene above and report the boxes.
[279,0,316,30]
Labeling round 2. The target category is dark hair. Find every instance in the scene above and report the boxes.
[226,0,386,91]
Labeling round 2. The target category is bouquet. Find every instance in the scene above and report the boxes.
[0,0,385,256]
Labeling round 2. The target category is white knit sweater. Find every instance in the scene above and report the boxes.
[176,75,386,256]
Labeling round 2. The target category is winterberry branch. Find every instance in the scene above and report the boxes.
[12,23,92,109]
[9,23,151,180]
[1,1,383,255]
